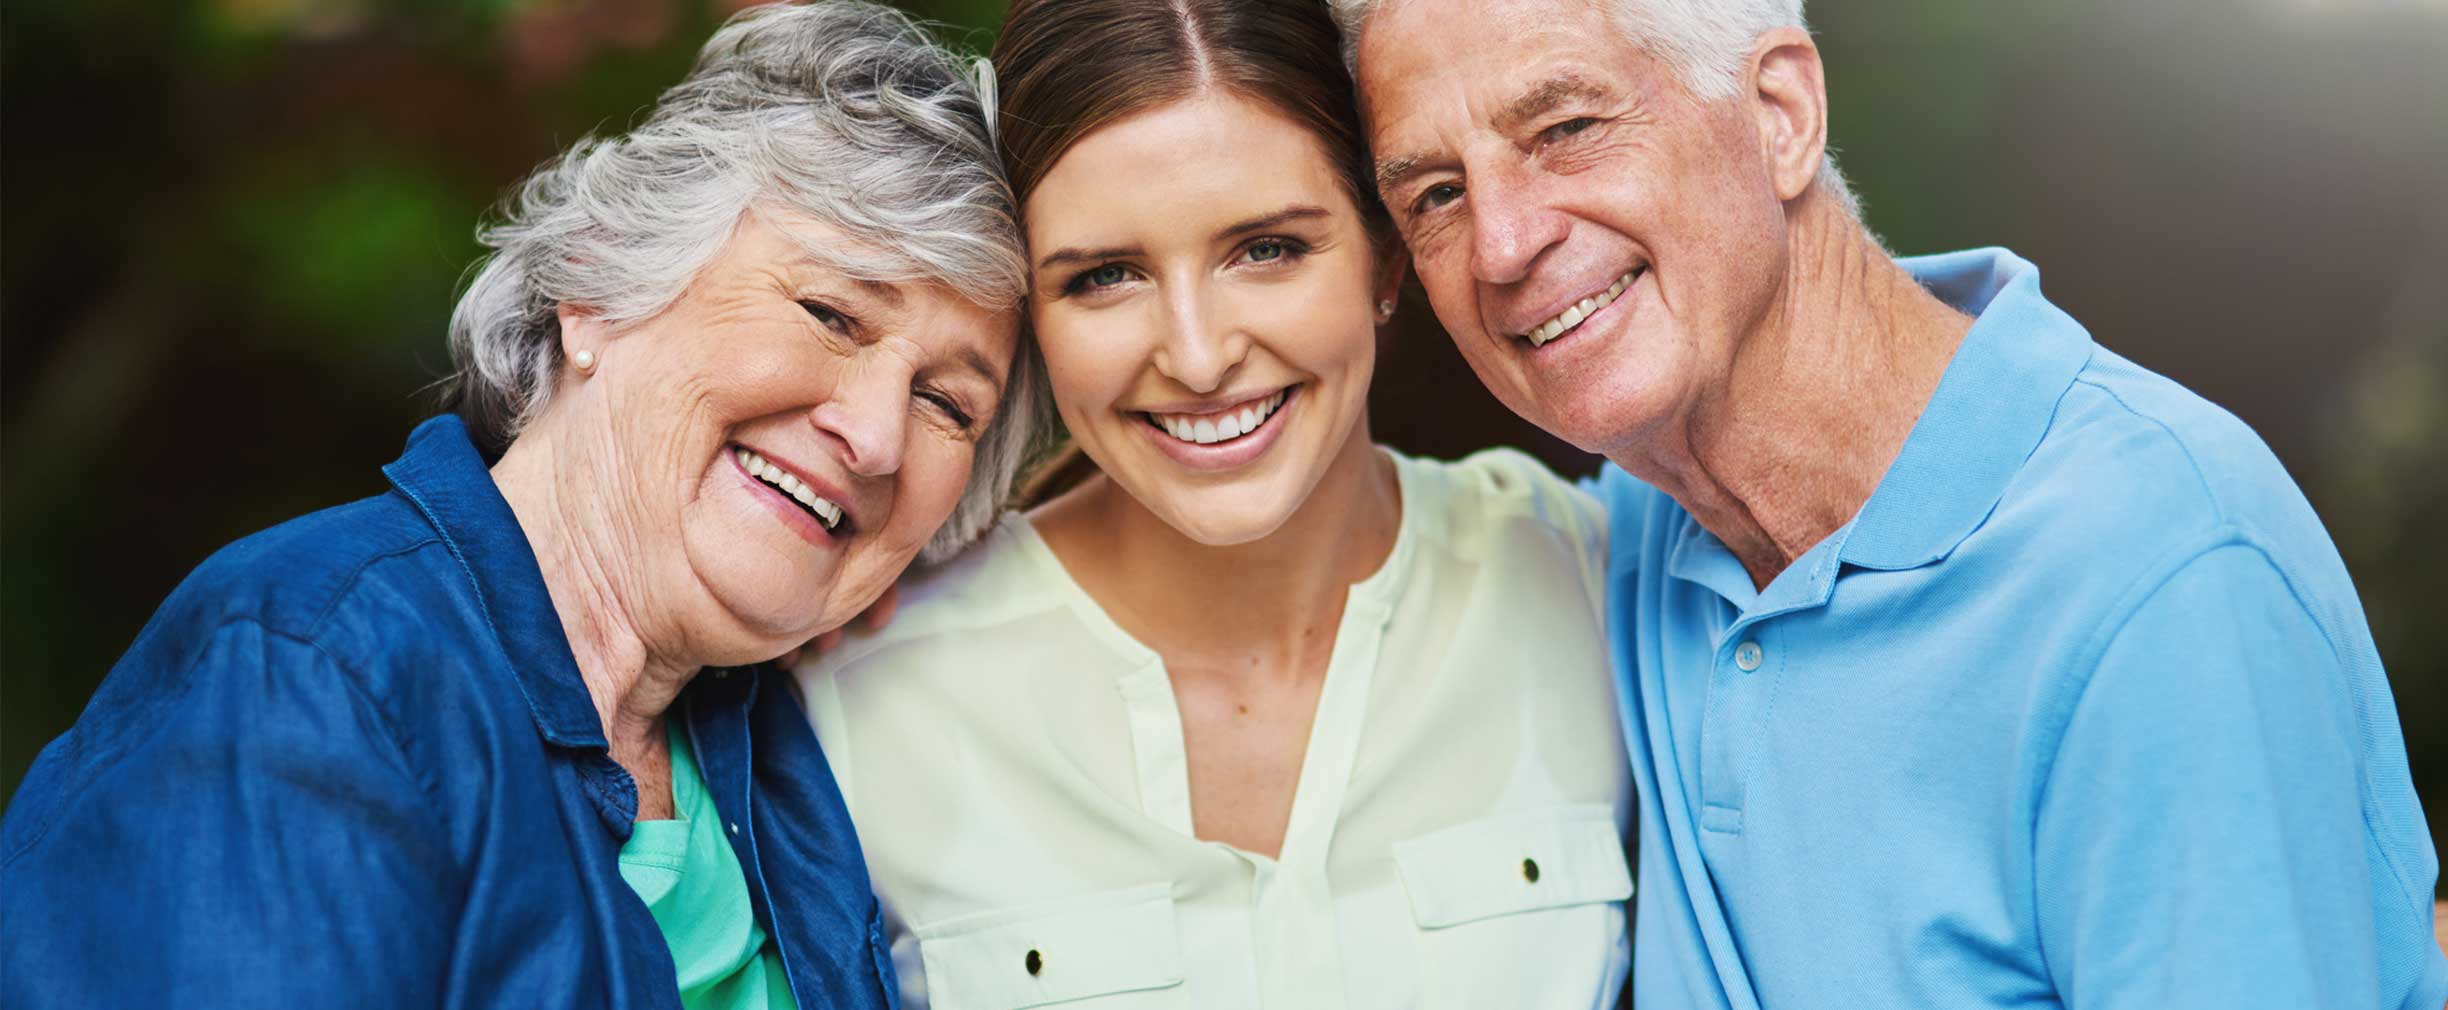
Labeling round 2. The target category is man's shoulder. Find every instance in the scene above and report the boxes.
[1587,462,1688,562]
[1966,344,2376,695]
[2013,346,2347,585]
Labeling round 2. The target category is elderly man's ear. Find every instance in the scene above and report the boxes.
[1747,27,1832,205]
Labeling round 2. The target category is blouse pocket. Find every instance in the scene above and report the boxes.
[1393,804,1632,1009]
[912,883,1187,1010]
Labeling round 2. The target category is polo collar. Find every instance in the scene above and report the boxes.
[1836,247,2094,571]
[382,415,608,749]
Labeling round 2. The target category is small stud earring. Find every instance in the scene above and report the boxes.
[573,349,596,373]
[1377,299,1396,320]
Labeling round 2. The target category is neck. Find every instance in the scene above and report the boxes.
[1038,424,1400,683]
[1616,191,1973,589]
[491,410,696,759]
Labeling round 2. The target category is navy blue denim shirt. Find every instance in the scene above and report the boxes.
[3,416,897,1009]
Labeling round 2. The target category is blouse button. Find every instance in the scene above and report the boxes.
[1521,857,1542,883]
[1025,949,1044,976]
[1734,640,1764,672]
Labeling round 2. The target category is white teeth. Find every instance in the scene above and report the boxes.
[1523,271,1636,346]
[735,446,845,531]
[1150,389,1287,445]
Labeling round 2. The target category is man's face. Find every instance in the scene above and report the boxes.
[1357,0,1792,458]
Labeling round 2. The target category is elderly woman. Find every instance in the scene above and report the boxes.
[0,3,1037,1007]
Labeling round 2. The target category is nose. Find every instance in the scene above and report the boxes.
[1467,162,1567,286]
[807,364,908,478]
[1151,286,1248,395]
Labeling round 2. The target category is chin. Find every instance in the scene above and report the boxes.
[1145,481,1303,547]
[683,533,848,650]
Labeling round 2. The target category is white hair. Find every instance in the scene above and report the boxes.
[1326,0,1861,218]
[446,0,1045,560]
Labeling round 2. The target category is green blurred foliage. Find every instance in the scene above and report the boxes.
[5,0,2442,892]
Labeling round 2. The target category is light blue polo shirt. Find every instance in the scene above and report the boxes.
[1593,247,2445,1010]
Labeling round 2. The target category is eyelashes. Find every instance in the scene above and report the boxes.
[1058,236,1315,297]
[917,387,975,431]
[797,296,978,434]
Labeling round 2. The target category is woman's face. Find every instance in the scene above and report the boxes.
[1024,92,1393,546]
[561,211,1016,660]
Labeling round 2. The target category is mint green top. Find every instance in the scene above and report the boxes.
[619,722,798,1010]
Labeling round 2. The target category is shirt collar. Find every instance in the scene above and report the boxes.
[1834,247,2095,571]
[383,415,608,749]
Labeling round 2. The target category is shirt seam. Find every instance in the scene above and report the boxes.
[2068,376,2229,526]
[2024,530,2416,981]
[2049,373,2427,916]
[2,616,441,866]
[300,538,447,635]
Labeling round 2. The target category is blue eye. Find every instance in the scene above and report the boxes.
[1084,264,1128,288]
[1241,237,1309,266]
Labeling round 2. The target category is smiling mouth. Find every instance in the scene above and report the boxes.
[1138,387,1293,447]
[732,445,850,534]
[1520,268,1641,347]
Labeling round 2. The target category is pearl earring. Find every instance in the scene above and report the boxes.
[573,349,596,373]
[1377,299,1396,320]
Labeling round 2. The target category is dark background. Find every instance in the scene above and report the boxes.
[5,0,2443,891]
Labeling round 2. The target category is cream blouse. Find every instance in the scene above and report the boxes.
[796,448,1633,1010]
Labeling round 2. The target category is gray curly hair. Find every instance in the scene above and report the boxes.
[444,0,1044,560]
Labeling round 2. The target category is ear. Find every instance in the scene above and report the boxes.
[1372,234,1412,315]
[1747,27,1830,205]
[554,302,608,371]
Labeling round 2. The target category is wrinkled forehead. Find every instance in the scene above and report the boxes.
[755,206,1011,309]
[1354,0,1628,141]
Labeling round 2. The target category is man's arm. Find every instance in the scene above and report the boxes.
[2,620,460,1006]
[2034,543,2430,1009]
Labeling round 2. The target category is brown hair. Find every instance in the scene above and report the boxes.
[991,0,1391,240]
[993,0,1392,506]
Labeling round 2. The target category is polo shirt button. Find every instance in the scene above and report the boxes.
[1025,949,1043,976]
[1734,640,1764,672]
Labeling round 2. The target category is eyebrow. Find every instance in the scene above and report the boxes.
[1495,71,1613,136]
[1378,72,1618,200]
[1217,204,1332,240]
[852,278,906,308]
[951,345,1005,397]
[1375,151,1434,196]
[1033,205,1334,272]
[1035,244,1141,272]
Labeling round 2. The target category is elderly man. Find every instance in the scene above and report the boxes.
[1329,0,2446,1007]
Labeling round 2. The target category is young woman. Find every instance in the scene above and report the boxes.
[796,1,1630,1006]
